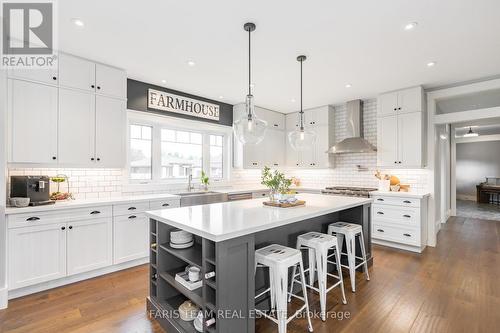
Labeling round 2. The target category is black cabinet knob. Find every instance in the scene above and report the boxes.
[91,85,95,88]
[69,226,73,229]
[91,157,95,161]
[96,158,100,161]
[61,226,66,230]
[97,86,101,90]
[52,156,57,160]
[52,76,57,80]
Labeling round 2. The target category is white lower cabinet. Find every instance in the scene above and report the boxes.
[370,194,428,253]
[8,223,67,290]
[113,214,149,264]
[67,217,113,275]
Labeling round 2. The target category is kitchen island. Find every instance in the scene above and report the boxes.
[145,193,372,333]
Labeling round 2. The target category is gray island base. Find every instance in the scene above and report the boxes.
[145,193,372,333]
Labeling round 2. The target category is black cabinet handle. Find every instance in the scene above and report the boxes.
[403,214,411,218]
[52,156,57,160]
[261,193,266,196]
[403,200,412,204]
[91,84,95,88]
[377,229,385,233]
[52,76,57,80]
[398,107,402,110]
[96,158,100,161]
[90,210,101,215]
[97,86,101,90]
[394,161,397,164]
[398,161,402,164]
[91,157,95,161]
[273,124,278,127]
[128,215,137,219]
[69,226,73,229]
[377,211,384,215]
[26,216,40,221]
[61,226,66,230]
[162,203,170,207]
[403,233,411,237]
[128,207,136,211]
[377,198,384,201]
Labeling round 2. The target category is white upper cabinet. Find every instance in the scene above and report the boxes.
[398,112,423,167]
[264,129,285,167]
[7,53,127,167]
[8,67,58,85]
[377,116,398,167]
[8,79,58,164]
[377,86,425,167]
[95,63,127,99]
[95,96,126,167]
[284,105,335,168]
[378,86,423,117]
[58,89,96,165]
[58,53,96,92]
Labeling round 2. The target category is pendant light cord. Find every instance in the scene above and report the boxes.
[299,57,304,130]
[248,29,252,96]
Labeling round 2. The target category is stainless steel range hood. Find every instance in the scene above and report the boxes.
[328,99,377,154]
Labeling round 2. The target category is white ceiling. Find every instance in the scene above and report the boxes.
[58,0,500,113]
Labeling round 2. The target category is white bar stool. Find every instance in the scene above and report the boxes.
[288,232,347,321]
[255,244,313,333]
[327,222,370,292]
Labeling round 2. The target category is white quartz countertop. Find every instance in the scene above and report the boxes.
[146,193,372,242]
[5,193,181,215]
[370,191,430,199]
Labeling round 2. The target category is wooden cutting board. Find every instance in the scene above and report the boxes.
[263,200,306,208]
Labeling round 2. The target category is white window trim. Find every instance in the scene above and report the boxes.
[125,110,233,187]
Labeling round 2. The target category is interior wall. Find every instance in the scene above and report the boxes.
[456,141,500,201]
[0,69,8,308]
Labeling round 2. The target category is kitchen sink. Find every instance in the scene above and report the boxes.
[175,191,228,207]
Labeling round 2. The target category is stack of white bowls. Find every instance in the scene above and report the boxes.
[170,229,194,249]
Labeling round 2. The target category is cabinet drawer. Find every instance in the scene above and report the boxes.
[372,204,420,227]
[371,195,420,207]
[8,205,112,228]
[372,223,420,246]
[113,201,150,216]
[149,198,180,210]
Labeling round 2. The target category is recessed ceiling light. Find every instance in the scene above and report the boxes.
[187,60,196,67]
[427,61,436,67]
[161,79,166,84]
[71,18,84,27]
[291,98,296,103]
[404,22,418,31]
[345,83,352,88]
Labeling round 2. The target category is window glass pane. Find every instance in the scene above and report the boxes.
[142,126,152,140]
[130,125,142,139]
[130,125,152,180]
[161,129,175,142]
[177,131,190,143]
[191,132,202,144]
[209,135,224,179]
[161,129,203,179]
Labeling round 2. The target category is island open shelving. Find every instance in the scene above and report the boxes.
[146,193,373,333]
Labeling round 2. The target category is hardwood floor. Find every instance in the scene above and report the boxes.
[1,216,498,333]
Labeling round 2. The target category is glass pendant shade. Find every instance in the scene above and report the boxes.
[288,116,317,151]
[233,94,268,144]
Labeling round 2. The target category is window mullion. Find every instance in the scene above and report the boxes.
[152,125,162,181]
[203,133,210,178]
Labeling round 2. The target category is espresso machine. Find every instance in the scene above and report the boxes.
[10,176,55,206]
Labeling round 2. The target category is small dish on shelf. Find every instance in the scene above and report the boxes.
[170,240,194,249]
[178,300,199,321]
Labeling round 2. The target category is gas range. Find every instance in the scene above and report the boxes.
[321,186,377,198]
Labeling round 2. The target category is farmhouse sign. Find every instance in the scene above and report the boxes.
[148,89,220,121]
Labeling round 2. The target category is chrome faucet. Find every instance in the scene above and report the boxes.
[187,167,195,191]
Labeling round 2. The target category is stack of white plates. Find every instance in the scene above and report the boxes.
[170,229,194,249]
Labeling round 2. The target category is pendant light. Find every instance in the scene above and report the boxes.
[288,55,316,151]
[233,22,267,144]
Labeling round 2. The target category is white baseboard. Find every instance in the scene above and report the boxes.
[0,286,7,309]
[8,257,148,301]
[372,239,425,253]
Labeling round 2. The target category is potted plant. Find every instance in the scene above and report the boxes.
[261,166,293,202]
[201,170,209,191]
